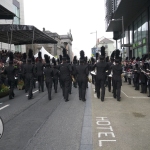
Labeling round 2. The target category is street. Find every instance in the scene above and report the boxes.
[0,81,150,150]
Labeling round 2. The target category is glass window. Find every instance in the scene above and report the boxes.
[141,11,148,39]
[137,17,142,41]
[143,45,147,54]
[134,49,137,57]
[129,25,133,44]
[137,47,142,58]
[13,5,20,25]
[134,20,138,42]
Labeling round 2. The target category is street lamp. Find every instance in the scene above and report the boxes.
[90,31,97,50]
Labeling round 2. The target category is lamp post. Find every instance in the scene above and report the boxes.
[90,31,97,51]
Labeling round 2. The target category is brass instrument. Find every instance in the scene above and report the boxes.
[140,68,150,79]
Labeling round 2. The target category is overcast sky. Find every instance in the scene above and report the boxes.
[24,0,112,58]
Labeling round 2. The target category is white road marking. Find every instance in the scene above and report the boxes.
[94,94,113,99]
[26,90,39,96]
[121,90,150,99]
[0,104,10,110]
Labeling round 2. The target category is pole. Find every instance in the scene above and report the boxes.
[96,30,97,49]
[116,40,117,49]
[10,18,14,51]
[32,27,35,54]
[122,16,124,59]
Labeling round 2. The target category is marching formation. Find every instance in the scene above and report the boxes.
[1,46,150,102]
[122,55,150,97]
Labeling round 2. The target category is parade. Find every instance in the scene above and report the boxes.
[1,0,150,149]
[1,46,150,103]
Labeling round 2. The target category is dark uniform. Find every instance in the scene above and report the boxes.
[23,49,35,99]
[72,56,78,88]
[4,52,16,99]
[36,62,44,92]
[94,59,109,101]
[59,48,72,101]
[76,60,88,101]
[52,58,59,93]
[111,63,122,101]
[44,55,53,100]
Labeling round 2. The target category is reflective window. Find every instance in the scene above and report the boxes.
[143,45,147,54]
[137,47,142,58]
[129,25,133,44]
[134,49,137,57]
[141,11,148,39]
[134,20,138,42]
[13,5,20,25]
[137,17,142,41]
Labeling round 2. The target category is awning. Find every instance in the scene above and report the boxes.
[0,5,16,19]
[0,24,57,45]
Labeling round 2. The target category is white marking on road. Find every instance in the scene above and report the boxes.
[0,104,10,110]
[121,90,150,99]
[26,90,39,96]
[94,94,113,99]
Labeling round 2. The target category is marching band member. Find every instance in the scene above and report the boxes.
[59,48,72,102]
[93,46,109,101]
[23,49,35,100]
[4,52,16,99]
[52,57,59,93]
[111,49,122,101]
[36,51,44,92]
[44,55,53,100]
[76,50,89,101]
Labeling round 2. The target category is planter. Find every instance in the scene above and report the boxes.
[0,91,9,98]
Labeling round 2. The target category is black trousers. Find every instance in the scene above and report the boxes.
[78,80,87,101]
[8,79,15,98]
[46,81,52,100]
[25,77,33,99]
[53,78,58,92]
[96,79,105,100]
[108,77,112,92]
[61,78,70,100]
[113,80,121,100]
[38,75,44,91]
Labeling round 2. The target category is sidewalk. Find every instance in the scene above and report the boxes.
[91,82,150,150]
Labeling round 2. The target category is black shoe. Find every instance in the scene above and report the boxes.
[97,96,100,99]
[117,97,121,101]
[79,97,81,100]
[65,99,69,102]
[82,99,86,102]
[9,97,14,100]
[101,99,104,102]
[28,96,34,100]
[113,96,116,99]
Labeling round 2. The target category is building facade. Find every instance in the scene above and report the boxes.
[105,0,150,59]
[0,0,25,52]
[97,37,116,57]
[26,29,73,61]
